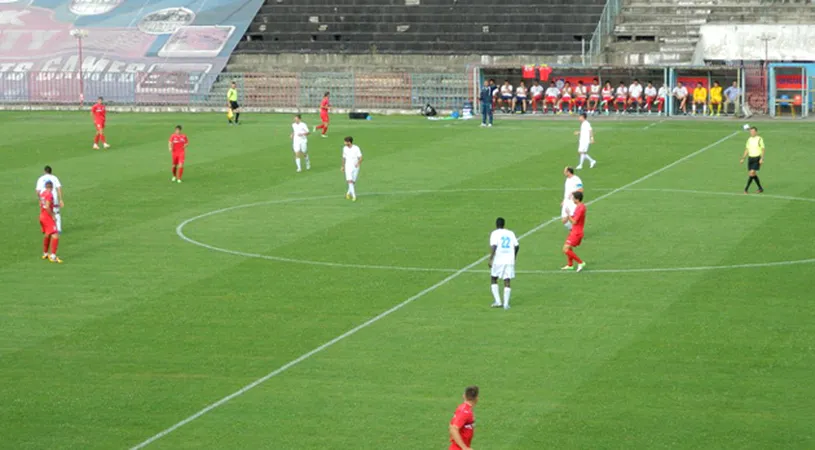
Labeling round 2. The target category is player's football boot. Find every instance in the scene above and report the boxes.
[49,256,63,264]
[41,254,49,260]
[103,143,110,149]
[490,302,502,308]
[352,196,357,202]
[177,179,182,184]
[92,144,100,150]
[561,265,575,271]
[576,262,586,273]
[345,193,351,200]
[171,177,177,182]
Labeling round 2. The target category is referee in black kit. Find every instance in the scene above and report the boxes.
[740,126,765,193]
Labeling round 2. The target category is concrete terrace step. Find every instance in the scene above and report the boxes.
[619,14,709,24]
[615,23,703,36]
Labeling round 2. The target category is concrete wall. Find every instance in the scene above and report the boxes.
[227,53,584,73]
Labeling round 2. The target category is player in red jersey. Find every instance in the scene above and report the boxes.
[168,125,188,183]
[314,91,330,137]
[90,97,110,150]
[449,386,478,450]
[39,181,62,263]
[562,191,586,272]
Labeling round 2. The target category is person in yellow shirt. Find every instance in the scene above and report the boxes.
[227,81,240,125]
[709,80,723,116]
[692,82,707,116]
[740,126,765,193]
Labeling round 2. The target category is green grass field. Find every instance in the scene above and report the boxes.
[1,111,814,450]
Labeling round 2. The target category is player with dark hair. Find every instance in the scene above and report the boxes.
[90,97,110,150]
[35,165,64,233]
[168,125,189,183]
[342,136,362,201]
[39,181,62,263]
[488,217,519,309]
[741,126,765,193]
[315,91,330,137]
[449,386,479,450]
[562,191,586,272]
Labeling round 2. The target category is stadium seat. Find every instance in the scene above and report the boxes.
[238,0,606,55]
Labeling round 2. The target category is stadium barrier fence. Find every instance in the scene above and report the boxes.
[0,71,470,114]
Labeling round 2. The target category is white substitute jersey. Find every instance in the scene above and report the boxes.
[579,120,593,145]
[490,228,519,265]
[530,85,544,97]
[590,84,601,96]
[673,86,688,98]
[575,85,587,97]
[500,84,513,96]
[644,86,657,97]
[629,83,643,98]
[291,122,309,141]
[516,86,527,97]
[564,175,584,201]
[342,144,363,167]
[615,86,628,97]
[658,86,668,98]
[545,87,560,97]
[35,174,62,202]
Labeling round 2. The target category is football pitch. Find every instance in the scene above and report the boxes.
[2,111,814,449]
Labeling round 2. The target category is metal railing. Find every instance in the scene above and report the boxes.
[0,71,470,111]
[588,0,624,65]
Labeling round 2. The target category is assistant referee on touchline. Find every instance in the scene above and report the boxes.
[227,81,240,125]
[740,126,765,194]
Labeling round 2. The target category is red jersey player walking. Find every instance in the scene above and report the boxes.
[449,386,478,450]
[169,125,188,183]
[39,181,62,263]
[314,91,330,137]
[562,191,586,272]
[90,97,110,150]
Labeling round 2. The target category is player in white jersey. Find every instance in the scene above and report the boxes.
[614,82,628,114]
[644,81,658,114]
[574,113,596,170]
[513,81,528,114]
[290,114,311,172]
[561,166,584,231]
[628,79,643,113]
[529,80,544,113]
[341,136,363,201]
[588,78,601,114]
[499,80,513,113]
[35,165,63,232]
[488,217,519,310]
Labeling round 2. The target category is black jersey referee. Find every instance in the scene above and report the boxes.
[740,126,765,193]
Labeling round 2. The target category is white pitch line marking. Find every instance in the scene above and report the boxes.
[131,131,740,449]
[176,188,815,274]
[643,119,666,130]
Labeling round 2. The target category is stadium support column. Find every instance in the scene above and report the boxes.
[70,29,88,107]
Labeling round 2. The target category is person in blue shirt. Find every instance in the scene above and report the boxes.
[724,81,741,116]
[480,79,494,127]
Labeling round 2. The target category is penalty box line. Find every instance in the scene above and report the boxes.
[129,131,739,449]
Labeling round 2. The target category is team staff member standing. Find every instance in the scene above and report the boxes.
[741,126,765,193]
[227,81,240,125]
[479,79,493,127]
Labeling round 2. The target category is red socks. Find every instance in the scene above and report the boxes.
[321,125,328,135]
[172,166,177,176]
[94,135,99,144]
[177,167,184,180]
[43,236,51,253]
[565,249,582,265]
[50,237,59,255]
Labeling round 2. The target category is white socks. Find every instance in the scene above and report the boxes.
[347,183,356,198]
[295,158,302,170]
[55,213,62,232]
[579,153,596,167]
[304,155,310,169]
[491,284,511,308]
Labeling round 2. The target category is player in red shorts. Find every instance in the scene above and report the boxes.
[90,97,110,150]
[449,386,478,450]
[601,81,613,115]
[314,91,330,137]
[39,181,62,263]
[168,125,189,183]
[562,191,586,272]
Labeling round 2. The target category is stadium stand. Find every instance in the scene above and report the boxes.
[609,0,815,65]
[237,0,607,55]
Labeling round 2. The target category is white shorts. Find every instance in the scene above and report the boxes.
[578,142,590,153]
[345,166,359,182]
[561,200,575,218]
[491,264,515,280]
[293,140,307,153]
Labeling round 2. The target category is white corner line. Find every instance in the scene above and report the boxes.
[643,119,666,130]
[129,130,740,449]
